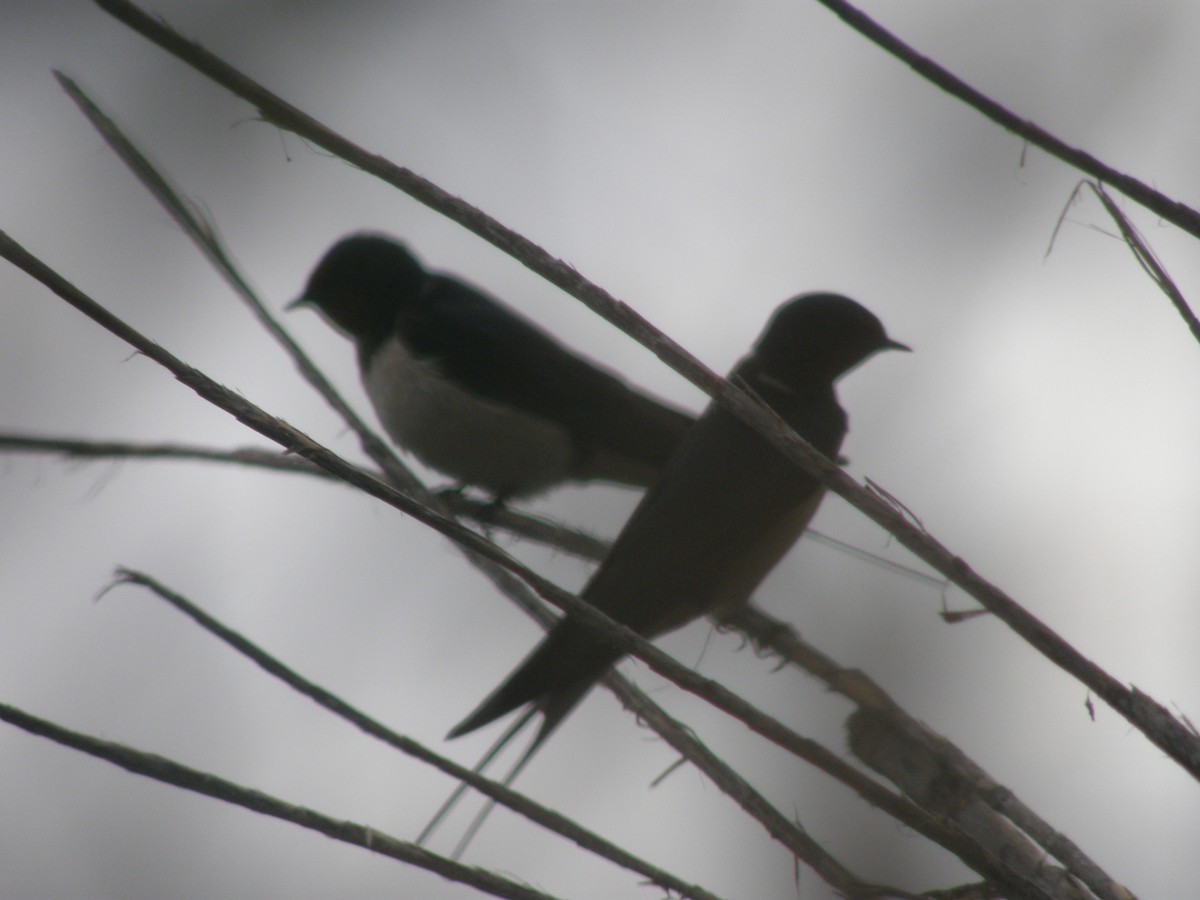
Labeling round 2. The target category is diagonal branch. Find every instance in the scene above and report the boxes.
[723,606,1131,900]
[811,0,1200,240]
[1087,182,1200,346]
[0,430,608,560]
[0,701,561,900]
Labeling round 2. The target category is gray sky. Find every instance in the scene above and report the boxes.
[3,2,1199,897]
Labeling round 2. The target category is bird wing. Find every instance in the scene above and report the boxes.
[406,276,694,483]
[449,391,846,738]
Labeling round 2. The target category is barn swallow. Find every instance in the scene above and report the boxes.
[449,293,908,748]
[291,234,694,498]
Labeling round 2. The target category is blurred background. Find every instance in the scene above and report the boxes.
[3,2,1199,897]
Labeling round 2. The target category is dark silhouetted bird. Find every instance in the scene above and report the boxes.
[449,293,908,751]
[291,234,694,498]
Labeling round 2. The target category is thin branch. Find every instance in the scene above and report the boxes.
[112,568,724,900]
[0,433,323,475]
[723,606,1132,900]
[0,432,610,559]
[85,0,1200,780]
[0,432,947,577]
[606,672,1057,900]
[0,701,561,900]
[849,712,1095,900]
[811,0,1200,241]
[1088,181,1200,346]
[415,492,614,563]
[601,686,908,900]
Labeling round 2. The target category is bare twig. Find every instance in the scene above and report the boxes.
[0,432,947,577]
[1088,182,1200,346]
[0,433,323,474]
[724,605,1131,900]
[0,701,561,900]
[810,0,1200,240]
[602,689,906,900]
[85,0,1200,781]
[0,431,610,559]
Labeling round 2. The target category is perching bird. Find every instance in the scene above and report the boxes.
[449,293,908,749]
[290,234,694,499]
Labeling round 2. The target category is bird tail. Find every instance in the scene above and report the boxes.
[436,618,616,853]
[417,706,537,850]
[420,683,590,857]
[447,618,612,739]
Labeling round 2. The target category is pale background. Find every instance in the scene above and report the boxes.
[2,2,1199,897]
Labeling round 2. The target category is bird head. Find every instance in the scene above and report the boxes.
[753,292,909,387]
[288,233,427,340]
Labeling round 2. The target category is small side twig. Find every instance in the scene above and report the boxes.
[1088,181,1200,348]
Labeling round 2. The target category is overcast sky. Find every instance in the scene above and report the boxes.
[3,2,1200,898]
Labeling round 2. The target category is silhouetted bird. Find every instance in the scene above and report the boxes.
[450,293,908,752]
[291,234,694,498]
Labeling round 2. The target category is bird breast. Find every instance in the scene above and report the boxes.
[362,338,575,497]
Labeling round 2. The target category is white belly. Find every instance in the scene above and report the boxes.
[362,339,574,497]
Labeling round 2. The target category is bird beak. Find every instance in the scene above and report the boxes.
[285,295,310,312]
[883,338,912,353]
